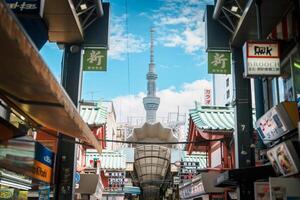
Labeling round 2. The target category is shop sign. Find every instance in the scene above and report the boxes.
[33,142,54,183]
[267,141,300,177]
[255,102,298,144]
[83,49,107,71]
[173,176,180,185]
[204,89,211,105]
[208,51,231,74]
[5,0,43,16]
[243,41,280,77]
[0,189,14,200]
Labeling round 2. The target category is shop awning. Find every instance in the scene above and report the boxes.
[100,151,126,170]
[230,0,293,46]
[85,150,126,170]
[181,151,207,169]
[123,186,141,195]
[0,2,101,153]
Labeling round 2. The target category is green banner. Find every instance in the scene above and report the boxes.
[83,49,107,71]
[208,51,231,74]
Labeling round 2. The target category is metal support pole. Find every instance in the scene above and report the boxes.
[54,44,83,200]
[254,0,266,118]
[232,47,255,199]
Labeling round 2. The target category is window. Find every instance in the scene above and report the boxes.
[226,78,230,87]
[226,90,230,99]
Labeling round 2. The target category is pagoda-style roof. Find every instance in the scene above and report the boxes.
[189,105,256,132]
[80,102,108,127]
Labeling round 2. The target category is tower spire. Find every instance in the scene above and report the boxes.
[150,28,154,64]
[143,27,160,123]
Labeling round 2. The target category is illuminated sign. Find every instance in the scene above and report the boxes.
[255,102,298,144]
[243,41,280,77]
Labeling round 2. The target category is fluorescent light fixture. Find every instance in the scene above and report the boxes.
[0,180,31,190]
[80,4,87,10]
[294,61,300,69]
[231,6,238,12]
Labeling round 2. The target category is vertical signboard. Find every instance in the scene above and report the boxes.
[243,41,280,77]
[34,142,54,183]
[204,89,211,105]
[83,49,107,71]
[208,51,231,74]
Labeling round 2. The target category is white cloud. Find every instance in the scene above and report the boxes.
[108,15,147,60]
[152,0,211,54]
[113,79,211,123]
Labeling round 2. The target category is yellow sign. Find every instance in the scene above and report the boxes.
[33,160,52,183]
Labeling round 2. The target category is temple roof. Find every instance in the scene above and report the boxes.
[189,105,256,131]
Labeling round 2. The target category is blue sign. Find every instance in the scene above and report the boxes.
[75,172,81,184]
[35,142,54,168]
[5,0,41,15]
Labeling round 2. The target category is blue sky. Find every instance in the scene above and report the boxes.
[40,0,213,122]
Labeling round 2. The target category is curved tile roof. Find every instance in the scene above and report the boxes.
[189,105,256,131]
[80,103,108,126]
[181,151,207,169]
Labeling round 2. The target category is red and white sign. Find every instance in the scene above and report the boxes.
[204,89,211,105]
[243,41,280,77]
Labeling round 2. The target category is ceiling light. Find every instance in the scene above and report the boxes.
[231,6,238,12]
[80,4,87,10]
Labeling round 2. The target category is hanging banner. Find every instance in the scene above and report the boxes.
[208,51,231,74]
[83,49,107,71]
[243,41,280,77]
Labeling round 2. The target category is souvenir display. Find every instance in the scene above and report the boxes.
[267,141,300,176]
[254,182,270,200]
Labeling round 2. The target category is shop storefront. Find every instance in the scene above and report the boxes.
[204,0,300,199]
[0,136,55,199]
[179,172,224,200]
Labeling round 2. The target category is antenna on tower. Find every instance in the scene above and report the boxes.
[150,27,155,64]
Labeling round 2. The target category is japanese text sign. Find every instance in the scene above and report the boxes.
[83,49,107,71]
[5,0,43,16]
[208,51,231,74]
[243,41,280,77]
